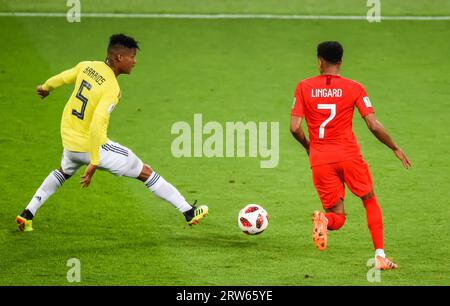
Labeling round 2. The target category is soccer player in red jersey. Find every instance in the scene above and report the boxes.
[290,41,411,270]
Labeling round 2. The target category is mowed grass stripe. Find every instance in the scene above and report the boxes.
[1,12,450,20]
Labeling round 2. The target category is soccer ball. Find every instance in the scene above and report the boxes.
[238,204,269,235]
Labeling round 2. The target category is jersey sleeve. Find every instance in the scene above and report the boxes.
[88,91,120,165]
[291,82,305,117]
[42,61,88,91]
[355,85,375,117]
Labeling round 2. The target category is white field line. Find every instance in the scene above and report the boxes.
[0,12,450,20]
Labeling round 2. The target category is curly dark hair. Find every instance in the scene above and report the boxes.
[317,41,343,64]
[108,34,140,51]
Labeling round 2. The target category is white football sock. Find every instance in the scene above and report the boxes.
[26,170,66,216]
[375,249,386,258]
[144,172,192,213]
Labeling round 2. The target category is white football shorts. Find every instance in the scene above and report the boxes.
[61,140,144,178]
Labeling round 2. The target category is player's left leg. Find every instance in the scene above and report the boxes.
[361,190,397,270]
[342,159,398,270]
[99,141,208,225]
[137,164,208,225]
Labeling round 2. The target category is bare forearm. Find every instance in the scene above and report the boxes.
[370,124,398,151]
[363,114,411,169]
[290,116,309,155]
[291,129,310,150]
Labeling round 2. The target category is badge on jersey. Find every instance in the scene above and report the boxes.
[363,96,372,108]
[108,103,116,114]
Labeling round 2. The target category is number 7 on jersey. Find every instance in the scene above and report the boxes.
[317,104,336,139]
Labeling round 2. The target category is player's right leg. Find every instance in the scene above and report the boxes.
[16,167,70,232]
[137,164,208,225]
[16,150,85,231]
[311,163,347,250]
[311,200,347,251]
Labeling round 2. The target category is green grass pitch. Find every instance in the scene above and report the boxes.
[0,1,449,285]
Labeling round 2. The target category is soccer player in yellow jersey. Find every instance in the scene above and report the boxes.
[16,34,208,232]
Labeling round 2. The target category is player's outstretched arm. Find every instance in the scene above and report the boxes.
[290,115,310,155]
[363,113,411,169]
[37,62,84,99]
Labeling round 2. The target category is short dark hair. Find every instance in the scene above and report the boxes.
[317,41,343,64]
[108,34,140,51]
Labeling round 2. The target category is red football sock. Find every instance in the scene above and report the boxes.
[363,194,384,250]
[325,212,346,231]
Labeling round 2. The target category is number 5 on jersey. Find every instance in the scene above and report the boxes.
[317,104,336,139]
[72,80,91,120]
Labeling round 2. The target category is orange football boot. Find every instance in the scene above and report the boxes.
[375,256,398,270]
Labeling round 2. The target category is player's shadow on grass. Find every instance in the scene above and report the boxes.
[170,231,274,249]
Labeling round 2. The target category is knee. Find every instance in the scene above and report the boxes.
[361,190,374,202]
[58,167,72,180]
[143,164,153,173]
[137,164,153,181]
[327,198,345,215]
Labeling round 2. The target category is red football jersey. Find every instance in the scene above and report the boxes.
[291,75,374,167]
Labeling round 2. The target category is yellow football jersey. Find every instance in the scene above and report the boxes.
[42,61,120,165]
